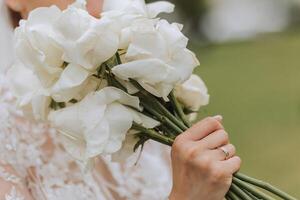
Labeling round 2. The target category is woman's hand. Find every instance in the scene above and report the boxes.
[169,116,241,200]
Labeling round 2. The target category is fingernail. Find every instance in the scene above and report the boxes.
[213,115,223,121]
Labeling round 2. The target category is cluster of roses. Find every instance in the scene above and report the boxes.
[9,0,209,165]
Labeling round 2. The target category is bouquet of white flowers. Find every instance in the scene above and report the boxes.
[8,0,297,199]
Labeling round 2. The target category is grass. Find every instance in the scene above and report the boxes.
[192,30,300,198]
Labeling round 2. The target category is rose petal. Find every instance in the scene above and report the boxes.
[146,1,175,18]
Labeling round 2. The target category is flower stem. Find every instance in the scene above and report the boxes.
[227,190,241,200]
[233,177,276,200]
[169,91,191,127]
[140,102,182,135]
[235,172,298,200]
[243,189,260,200]
[230,183,253,200]
[132,123,174,146]
[129,78,188,131]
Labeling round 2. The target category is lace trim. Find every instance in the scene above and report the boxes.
[0,166,22,185]
[5,187,25,200]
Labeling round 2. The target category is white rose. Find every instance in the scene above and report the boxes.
[14,5,105,103]
[7,63,51,121]
[55,6,119,71]
[174,74,209,111]
[48,87,142,162]
[103,0,174,18]
[15,6,64,88]
[112,19,199,100]
[102,0,174,49]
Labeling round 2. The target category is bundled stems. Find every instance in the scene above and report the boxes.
[111,52,298,200]
[132,123,174,146]
[230,183,253,200]
[169,91,191,127]
[235,173,298,200]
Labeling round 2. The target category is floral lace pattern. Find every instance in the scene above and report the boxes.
[0,74,172,200]
[5,187,24,200]
[0,166,22,185]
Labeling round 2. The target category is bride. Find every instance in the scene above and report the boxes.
[0,0,241,199]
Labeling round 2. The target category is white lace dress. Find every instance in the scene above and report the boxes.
[0,74,172,200]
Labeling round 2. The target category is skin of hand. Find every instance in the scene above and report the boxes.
[169,116,241,200]
[5,0,103,18]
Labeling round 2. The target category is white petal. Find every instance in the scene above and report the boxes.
[168,49,200,82]
[112,59,180,99]
[7,63,41,98]
[48,105,84,139]
[84,118,110,158]
[111,132,138,162]
[174,74,209,111]
[125,21,168,61]
[8,63,51,121]
[157,20,188,51]
[78,93,107,132]
[146,1,175,18]
[49,106,86,160]
[26,6,62,26]
[112,59,176,83]
[31,95,51,121]
[56,11,119,70]
[94,87,141,110]
[129,109,160,128]
[59,131,87,161]
[51,63,90,102]
[103,103,134,154]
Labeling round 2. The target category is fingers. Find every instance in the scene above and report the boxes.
[181,116,224,141]
[221,156,242,174]
[209,144,236,161]
[198,129,229,149]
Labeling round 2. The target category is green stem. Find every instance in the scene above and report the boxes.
[235,173,298,200]
[132,123,174,146]
[169,91,192,127]
[140,102,182,134]
[243,189,260,200]
[233,177,276,200]
[230,183,253,200]
[227,190,241,200]
[115,51,122,65]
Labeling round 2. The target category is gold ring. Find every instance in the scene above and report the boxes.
[219,147,230,160]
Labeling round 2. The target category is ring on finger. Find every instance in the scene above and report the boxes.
[218,146,230,160]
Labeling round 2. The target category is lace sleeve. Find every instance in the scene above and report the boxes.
[0,74,172,200]
[0,164,32,200]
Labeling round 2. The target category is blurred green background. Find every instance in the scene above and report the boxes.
[148,0,300,197]
[194,30,300,197]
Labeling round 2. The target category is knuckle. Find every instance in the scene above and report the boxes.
[230,144,236,154]
[221,131,229,142]
[235,156,242,166]
[185,147,199,161]
[204,117,223,130]
[172,135,185,152]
